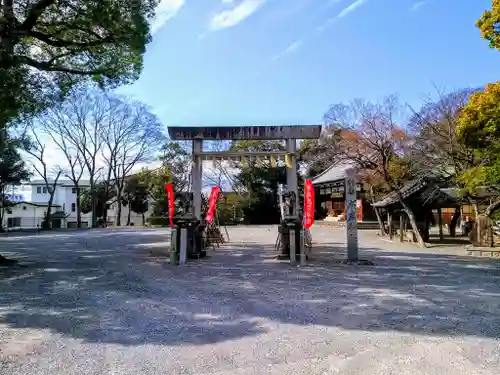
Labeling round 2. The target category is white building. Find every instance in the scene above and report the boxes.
[1,201,62,230]
[1,179,152,229]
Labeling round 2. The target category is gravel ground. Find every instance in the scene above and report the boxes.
[0,226,499,374]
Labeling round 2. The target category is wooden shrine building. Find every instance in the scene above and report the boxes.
[311,160,377,222]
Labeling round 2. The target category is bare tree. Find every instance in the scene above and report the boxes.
[203,140,231,189]
[22,122,62,228]
[408,88,477,180]
[101,96,164,226]
[322,95,427,247]
[34,108,86,227]
[408,88,478,236]
[40,87,108,227]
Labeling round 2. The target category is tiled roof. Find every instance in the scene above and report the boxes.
[371,178,431,208]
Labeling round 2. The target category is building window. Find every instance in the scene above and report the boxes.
[7,217,21,228]
[37,187,41,194]
[42,187,47,194]
[6,208,12,214]
[48,186,53,194]
[71,203,76,212]
[72,188,77,194]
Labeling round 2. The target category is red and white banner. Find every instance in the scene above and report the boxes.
[303,179,315,229]
[165,183,175,228]
[205,186,221,224]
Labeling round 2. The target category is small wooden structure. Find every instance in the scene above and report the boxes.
[201,193,228,250]
[371,178,466,242]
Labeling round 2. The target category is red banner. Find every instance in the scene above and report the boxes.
[205,186,221,224]
[356,199,363,222]
[303,179,315,229]
[165,183,175,228]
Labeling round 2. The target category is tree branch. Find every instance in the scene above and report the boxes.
[21,0,57,32]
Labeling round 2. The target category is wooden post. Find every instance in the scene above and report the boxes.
[437,207,444,241]
[399,213,404,242]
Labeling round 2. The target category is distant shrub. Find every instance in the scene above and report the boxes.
[147,216,171,226]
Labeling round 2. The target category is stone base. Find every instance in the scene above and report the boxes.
[276,253,308,261]
[333,258,375,266]
[187,250,207,259]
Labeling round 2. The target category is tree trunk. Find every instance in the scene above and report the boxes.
[471,198,500,247]
[90,179,97,227]
[76,187,82,228]
[470,214,494,247]
[126,206,131,226]
[485,197,500,217]
[387,211,393,239]
[398,195,426,247]
[0,186,5,232]
[370,185,385,236]
[437,208,444,241]
[374,207,385,236]
[423,212,431,242]
[116,197,122,226]
[399,214,404,242]
[141,212,145,226]
[45,194,55,229]
[449,207,460,237]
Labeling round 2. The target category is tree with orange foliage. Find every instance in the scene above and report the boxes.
[307,95,426,246]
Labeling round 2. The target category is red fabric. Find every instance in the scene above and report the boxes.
[205,186,221,224]
[165,183,175,228]
[303,180,315,229]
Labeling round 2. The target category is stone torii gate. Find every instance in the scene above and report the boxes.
[167,125,322,220]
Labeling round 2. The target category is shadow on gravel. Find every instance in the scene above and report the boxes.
[0,229,265,346]
[0,228,500,347]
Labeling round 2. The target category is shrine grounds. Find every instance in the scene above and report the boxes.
[0,225,499,375]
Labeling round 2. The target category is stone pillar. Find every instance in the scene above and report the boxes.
[192,139,203,220]
[345,168,358,262]
[285,139,299,213]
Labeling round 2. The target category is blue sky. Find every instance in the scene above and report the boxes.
[119,0,500,127]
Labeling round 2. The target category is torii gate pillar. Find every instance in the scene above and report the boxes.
[285,139,299,211]
[192,139,203,220]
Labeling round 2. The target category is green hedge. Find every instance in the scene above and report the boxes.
[147,216,171,226]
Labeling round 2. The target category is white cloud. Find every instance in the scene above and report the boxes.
[270,38,304,62]
[315,0,367,33]
[150,0,185,35]
[285,39,303,53]
[410,1,425,11]
[209,0,266,30]
[268,0,368,65]
[315,16,337,33]
[337,0,367,19]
